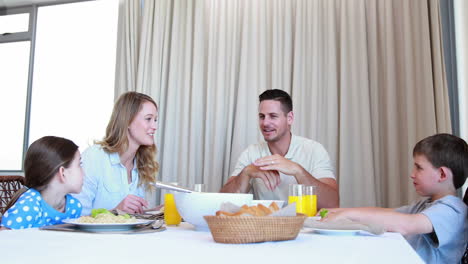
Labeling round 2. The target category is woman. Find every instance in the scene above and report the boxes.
[73,92,159,215]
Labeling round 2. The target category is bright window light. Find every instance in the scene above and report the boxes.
[29,0,118,153]
[454,0,468,194]
[0,13,29,34]
[0,41,30,170]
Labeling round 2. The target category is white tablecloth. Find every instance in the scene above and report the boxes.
[0,222,424,263]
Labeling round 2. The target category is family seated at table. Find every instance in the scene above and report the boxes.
[1,90,467,264]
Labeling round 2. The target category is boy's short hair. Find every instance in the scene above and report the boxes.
[413,133,468,189]
[259,89,293,114]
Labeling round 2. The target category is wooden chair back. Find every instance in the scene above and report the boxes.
[0,176,25,215]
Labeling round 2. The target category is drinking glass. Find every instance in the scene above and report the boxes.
[288,184,305,214]
[303,185,317,217]
[193,183,207,192]
[164,193,181,226]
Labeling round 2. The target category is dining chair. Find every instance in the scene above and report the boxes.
[0,176,25,215]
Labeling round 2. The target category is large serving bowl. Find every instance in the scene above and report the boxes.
[174,192,253,231]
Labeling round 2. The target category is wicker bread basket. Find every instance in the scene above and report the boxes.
[203,214,307,244]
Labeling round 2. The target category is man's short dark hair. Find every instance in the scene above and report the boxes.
[259,89,293,114]
[413,133,468,189]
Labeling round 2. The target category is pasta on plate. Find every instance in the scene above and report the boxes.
[76,208,137,224]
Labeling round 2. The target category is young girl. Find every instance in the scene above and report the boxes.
[1,136,83,229]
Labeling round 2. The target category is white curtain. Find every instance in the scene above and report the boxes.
[115,0,451,208]
[115,0,141,97]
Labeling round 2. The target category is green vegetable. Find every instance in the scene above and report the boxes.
[319,209,329,218]
[91,208,114,218]
[121,214,131,219]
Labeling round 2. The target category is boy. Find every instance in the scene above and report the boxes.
[323,133,468,264]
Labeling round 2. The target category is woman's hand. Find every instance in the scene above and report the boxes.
[144,204,164,212]
[114,194,148,214]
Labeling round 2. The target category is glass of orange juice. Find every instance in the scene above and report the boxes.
[164,193,181,225]
[288,184,305,214]
[303,185,317,217]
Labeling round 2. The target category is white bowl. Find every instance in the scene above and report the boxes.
[250,200,285,208]
[174,192,253,231]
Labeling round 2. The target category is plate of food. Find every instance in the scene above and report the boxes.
[62,209,154,231]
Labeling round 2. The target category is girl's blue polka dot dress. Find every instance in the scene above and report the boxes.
[1,188,82,229]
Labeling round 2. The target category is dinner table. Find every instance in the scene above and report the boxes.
[0,222,424,263]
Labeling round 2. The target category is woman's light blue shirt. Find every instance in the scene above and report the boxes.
[72,145,145,216]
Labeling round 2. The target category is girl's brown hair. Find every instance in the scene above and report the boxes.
[5,136,78,211]
[97,92,159,190]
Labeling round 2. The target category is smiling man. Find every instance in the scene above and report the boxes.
[220,89,339,208]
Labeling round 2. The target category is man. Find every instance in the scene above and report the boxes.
[220,89,339,208]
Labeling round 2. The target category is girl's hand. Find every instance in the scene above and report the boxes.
[114,194,148,214]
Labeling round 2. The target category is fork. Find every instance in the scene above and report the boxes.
[151,219,165,229]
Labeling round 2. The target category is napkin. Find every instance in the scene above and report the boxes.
[218,202,297,217]
[303,217,385,235]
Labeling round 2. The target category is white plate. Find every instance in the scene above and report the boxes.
[62,218,154,232]
[310,228,360,236]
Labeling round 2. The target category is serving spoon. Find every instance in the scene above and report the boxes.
[149,181,193,193]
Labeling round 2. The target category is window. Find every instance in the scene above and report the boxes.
[29,0,118,153]
[454,0,468,194]
[0,13,29,34]
[0,7,32,171]
[0,41,30,170]
[0,0,118,172]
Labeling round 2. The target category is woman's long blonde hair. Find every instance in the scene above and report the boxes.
[97,92,159,190]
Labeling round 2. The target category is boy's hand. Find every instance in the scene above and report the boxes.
[319,208,349,222]
[319,209,329,218]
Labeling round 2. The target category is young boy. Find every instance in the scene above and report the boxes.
[323,133,468,264]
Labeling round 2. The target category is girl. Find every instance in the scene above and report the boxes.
[1,136,83,229]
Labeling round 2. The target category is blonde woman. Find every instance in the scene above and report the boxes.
[73,92,159,215]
